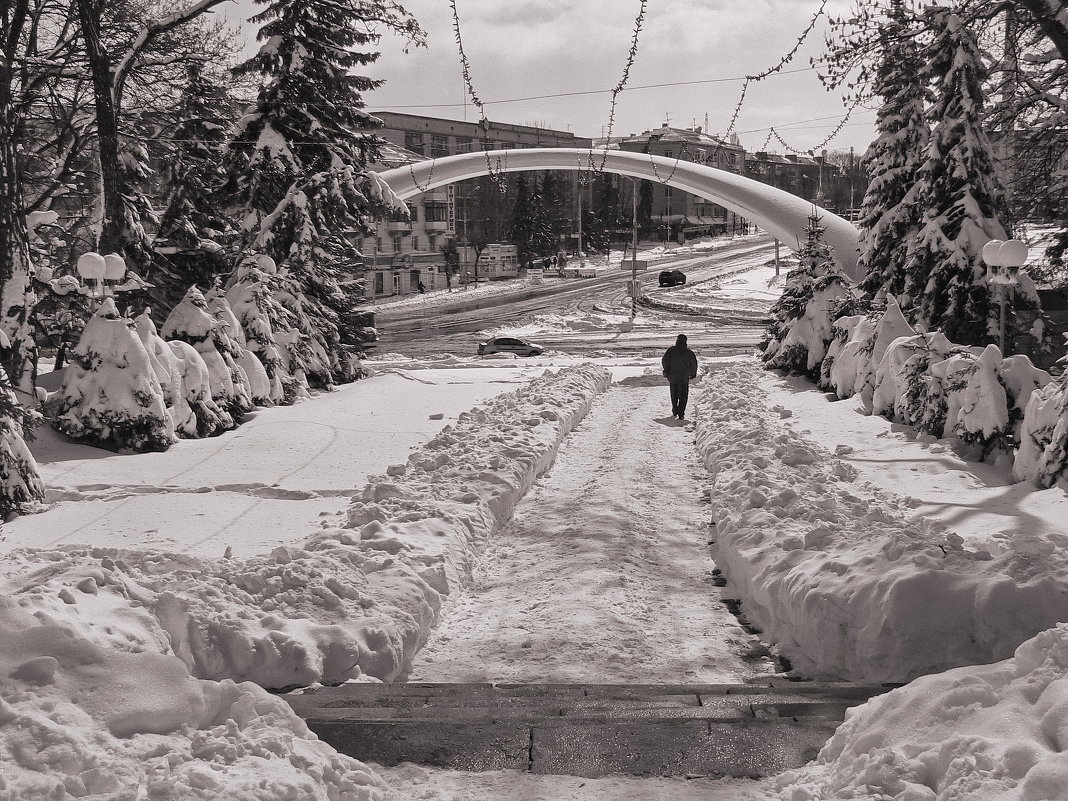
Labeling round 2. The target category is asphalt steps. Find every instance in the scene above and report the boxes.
[285,681,892,778]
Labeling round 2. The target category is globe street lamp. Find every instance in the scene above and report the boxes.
[982,238,1029,354]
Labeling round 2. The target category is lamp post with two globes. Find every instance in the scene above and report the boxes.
[981,238,1029,354]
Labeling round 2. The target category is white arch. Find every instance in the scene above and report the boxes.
[378,148,861,279]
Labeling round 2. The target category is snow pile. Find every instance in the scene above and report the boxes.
[0,365,609,795]
[0,593,387,800]
[778,623,1068,801]
[695,360,1068,683]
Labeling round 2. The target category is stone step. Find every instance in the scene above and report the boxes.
[285,681,892,778]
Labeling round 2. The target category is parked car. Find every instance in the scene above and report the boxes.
[477,336,544,357]
[659,269,686,287]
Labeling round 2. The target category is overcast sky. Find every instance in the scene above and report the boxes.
[222,0,876,156]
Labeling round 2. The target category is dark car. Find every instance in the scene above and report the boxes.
[659,269,686,287]
[477,336,545,357]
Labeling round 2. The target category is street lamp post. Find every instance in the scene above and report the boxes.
[982,238,1029,354]
[631,177,639,317]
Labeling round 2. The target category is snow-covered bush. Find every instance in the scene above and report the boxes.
[206,285,274,406]
[0,342,44,515]
[1013,377,1068,486]
[826,299,916,410]
[168,339,233,437]
[162,287,253,419]
[871,331,955,426]
[52,299,176,452]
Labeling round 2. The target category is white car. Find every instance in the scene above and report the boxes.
[477,336,545,357]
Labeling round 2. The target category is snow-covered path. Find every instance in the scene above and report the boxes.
[409,379,776,683]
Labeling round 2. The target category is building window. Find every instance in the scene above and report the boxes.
[431,134,449,157]
[455,137,473,153]
[412,236,420,250]
[664,149,673,159]
[404,132,425,154]
[392,235,403,252]
[664,186,673,198]
[425,202,449,222]
[409,205,418,223]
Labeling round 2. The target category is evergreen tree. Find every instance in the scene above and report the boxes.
[221,0,422,384]
[508,173,535,267]
[152,65,238,312]
[762,212,860,377]
[527,185,556,258]
[540,172,565,249]
[857,4,930,307]
[907,8,1009,345]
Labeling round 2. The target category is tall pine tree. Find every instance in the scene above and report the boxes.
[907,8,1009,345]
[508,173,535,267]
[222,0,423,385]
[857,2,930,307]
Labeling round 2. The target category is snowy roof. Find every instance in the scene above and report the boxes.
[620,125,738,150]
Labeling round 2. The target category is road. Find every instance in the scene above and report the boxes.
[374,236,778,356]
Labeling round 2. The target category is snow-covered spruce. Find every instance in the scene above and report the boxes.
[778,623,1068,801]
[3,365,610,694]
[162,287,254,419]
[1014,375,1068,487]
[51,299,176,452]
[134,310,232,438]
[761,213,859,378]
[206,286,274,406]
[696,361,1068,683]
[0,352,43,516]
[224,256,291,404]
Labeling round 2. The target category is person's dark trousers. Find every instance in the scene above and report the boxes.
[669,379,690,417]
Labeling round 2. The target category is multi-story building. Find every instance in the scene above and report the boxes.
[364,112,593,293]
[614,124,749,241]
[744,151,840,208]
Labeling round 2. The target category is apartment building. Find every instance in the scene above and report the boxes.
[615,124,749,241]
[362,112,593,295]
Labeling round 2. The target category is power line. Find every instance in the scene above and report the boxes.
[369,66,817,111]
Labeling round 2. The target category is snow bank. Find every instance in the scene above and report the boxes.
[695,360,1068,683]
[778,623,1068,801]
[0,365,609,795]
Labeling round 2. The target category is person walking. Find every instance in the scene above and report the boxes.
[661,334,698,420]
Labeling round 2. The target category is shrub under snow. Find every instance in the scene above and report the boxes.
[52,299,176,452]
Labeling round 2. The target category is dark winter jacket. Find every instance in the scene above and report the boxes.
[662,341,698,382]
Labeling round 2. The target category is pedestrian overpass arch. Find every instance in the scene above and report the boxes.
[377,148,861,280]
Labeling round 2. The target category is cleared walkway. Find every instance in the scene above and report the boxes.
[407,380,776,684]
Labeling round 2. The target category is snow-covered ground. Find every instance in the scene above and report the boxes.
[5,257,1068,799]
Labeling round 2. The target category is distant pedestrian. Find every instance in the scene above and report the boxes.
[417,280,426,294]
[661,334,698,420]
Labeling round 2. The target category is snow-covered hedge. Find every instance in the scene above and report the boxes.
[768,268,1066,482]
[695,361,1068,683]
[0,364,609,796]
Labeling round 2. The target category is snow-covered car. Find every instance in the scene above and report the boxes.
[477,336,544,357]
[659,269,686,287]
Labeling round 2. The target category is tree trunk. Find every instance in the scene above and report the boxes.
[76,0,126,257]
[0,0,37,392]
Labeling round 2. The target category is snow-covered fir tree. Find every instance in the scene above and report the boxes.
[762,211,860,377]
[509,174,535,267]
[205,284,275,406]
[152,65,237,310]
[52,298,176,452]
[906,7,1009,345]
[221,0,422,386]
[857,3,930,306]
[224,255,294,404]
[0,329,43,515]
[162,287,253,419]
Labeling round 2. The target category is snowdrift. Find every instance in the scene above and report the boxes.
[0,364,610,797]
[778,623,1068,801]
[696,361,1068,684]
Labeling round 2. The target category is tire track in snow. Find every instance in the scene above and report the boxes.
[408,382,776,683]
